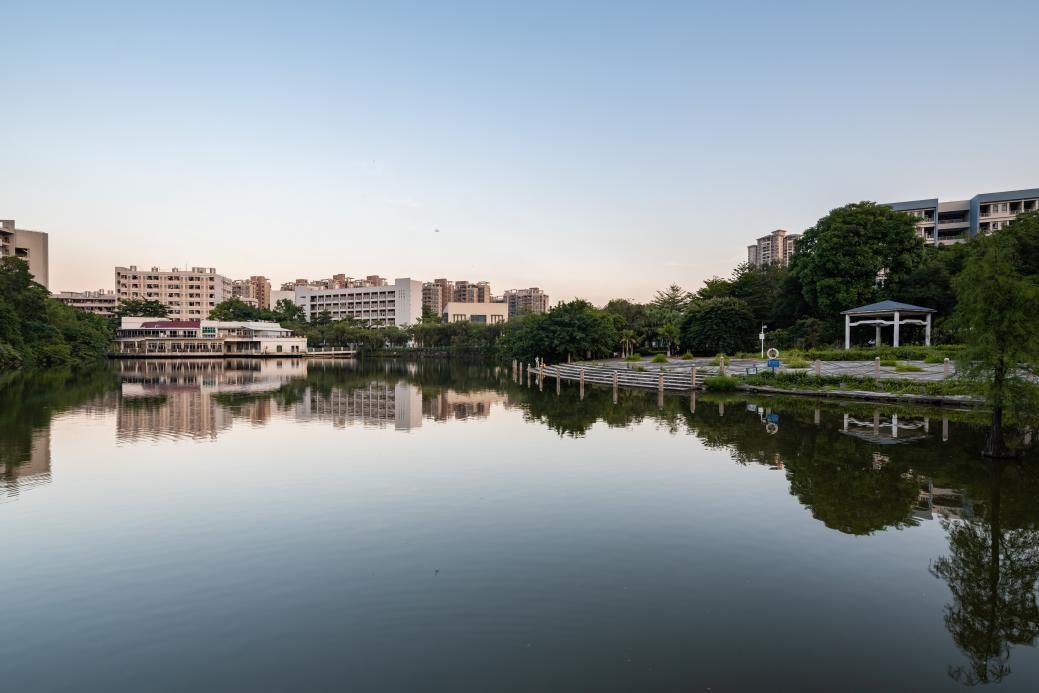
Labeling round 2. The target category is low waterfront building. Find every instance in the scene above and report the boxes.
[0,219,49,288]
[503,287,549,317]
[115,265,233,319]
[114,317,307,357]
[294,278,423,326]
[442,301,508,324]
[54,289,119,316]
[747,229,799,267]
[886,187,1039,246]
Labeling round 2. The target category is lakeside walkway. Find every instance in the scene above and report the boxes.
[522,356,977,406]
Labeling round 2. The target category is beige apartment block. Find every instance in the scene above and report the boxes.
[232,275,272,310]
[0,219,49,288]
[503,287,549,318]
[115,265,232,319]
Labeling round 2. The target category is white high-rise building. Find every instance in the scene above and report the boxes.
[294,278,423,327]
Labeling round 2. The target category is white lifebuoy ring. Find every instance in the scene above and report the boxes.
[766,347,780,359]
[765,422,779,435]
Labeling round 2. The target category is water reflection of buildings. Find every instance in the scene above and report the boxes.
[0,427,51,502]
[294,382,423,431]
[424,390,509,422]
[117,359,308,441]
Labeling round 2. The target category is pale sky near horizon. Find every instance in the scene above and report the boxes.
[2,0,1037,304]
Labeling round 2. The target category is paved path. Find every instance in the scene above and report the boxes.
[575,357,957,382]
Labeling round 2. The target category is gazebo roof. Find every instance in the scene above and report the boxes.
[841,300,936,315]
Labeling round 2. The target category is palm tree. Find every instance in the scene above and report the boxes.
[658,322,680,357]
[620,330,639,358]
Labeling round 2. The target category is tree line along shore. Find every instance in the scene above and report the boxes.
[3,203,1037,455]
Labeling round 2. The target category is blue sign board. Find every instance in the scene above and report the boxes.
[767,358,781,369]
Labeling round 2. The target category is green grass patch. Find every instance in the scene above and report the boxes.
[680,352,694,360]
[623,354,641,362]
[784,357,810,368]
[879,359,898,367]
[709,353,727,366]
[703,374,739,391]
[895,363,924,372]
[742,370,974,397]
[651,354,668,364]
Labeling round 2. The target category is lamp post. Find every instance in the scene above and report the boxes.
[759,324,767,358]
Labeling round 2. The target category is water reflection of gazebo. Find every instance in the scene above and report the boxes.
[841,300,935,349]
[840,412,932,444]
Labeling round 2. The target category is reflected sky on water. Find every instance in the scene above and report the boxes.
[1,359,1038,692]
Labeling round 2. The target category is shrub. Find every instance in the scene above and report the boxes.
[635,365,648,372]
[709,353,726,366]
[878,359,898,367]
[895,363,924,372]
[680,352,694,360]
[703,374,739,391]
[923,354,946,364]
[784,356,810,368]
[624,354,641,362]
[651,354,668,364]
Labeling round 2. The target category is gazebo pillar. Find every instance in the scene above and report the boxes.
[875,324,882,347]
[844,314,851,350]
[893,311,900,347]
[925,313,932,346]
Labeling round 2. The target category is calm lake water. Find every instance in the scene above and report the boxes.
[2,358,1038,692]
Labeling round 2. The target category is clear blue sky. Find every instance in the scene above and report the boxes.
[3,0,1036,303]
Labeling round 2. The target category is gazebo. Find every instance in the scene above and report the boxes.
[841,300,935,350]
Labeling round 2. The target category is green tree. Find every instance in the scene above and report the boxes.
[694,277,734,301]
[114,299,170,318]
[889,244,967,339]
[681,297,755,355]
[0,258,113,370]
[657,322,680,357]
[208,297,263,321]
[952,211,1039,457]
[619,329,640,358]
[728,262,786,325]
[502,299,617,363]
[790,202,924,319]
[273,298,306,323]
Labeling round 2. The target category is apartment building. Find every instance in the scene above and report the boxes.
[453,280,492,303]
[54,290,119,316]
[503,287,549,317]
[231,275,272,310]
[442,301,508,324]
[747,229,799,267]
[283,275,388,291]
[421,278,453,315]
[294,277,423,326]
[0,220,49,288]
[115,266,233,319]
[887,187,1039,246]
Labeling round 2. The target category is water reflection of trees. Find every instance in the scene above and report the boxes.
[930,460,1039,685]
[0,365,118,499]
